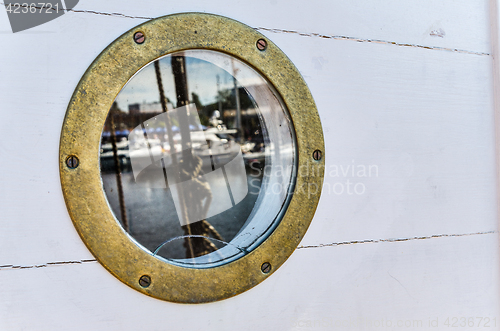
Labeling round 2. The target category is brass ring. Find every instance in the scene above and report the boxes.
[60,12,324,303]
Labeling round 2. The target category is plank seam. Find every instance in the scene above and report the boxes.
[297,230,497,249]
[64,8,153,20]
[0,259,97,271]
[255,27,491,56]
[0,231,494,270]
[0,3,154,20]
[0,3,488,56]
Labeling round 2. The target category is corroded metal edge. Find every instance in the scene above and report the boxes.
[59,12,325,303]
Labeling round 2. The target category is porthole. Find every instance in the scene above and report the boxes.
[60,12,324,303]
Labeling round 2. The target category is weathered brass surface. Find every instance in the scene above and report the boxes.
[59,12,325,303]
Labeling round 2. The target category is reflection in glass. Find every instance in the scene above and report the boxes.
[100,50,296,268]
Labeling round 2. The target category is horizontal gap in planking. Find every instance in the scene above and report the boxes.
[0,3,487,56]
[0,231,496,270]
[256,27,490,56]
[298,230,497,249]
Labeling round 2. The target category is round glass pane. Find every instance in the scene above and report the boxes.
[99,50,296,268]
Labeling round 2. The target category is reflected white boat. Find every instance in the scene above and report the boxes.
[100,126,244,175]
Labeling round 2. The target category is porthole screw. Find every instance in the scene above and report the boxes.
[261,262,272,274]
[66,155,79,169]
[134,32,145,44]
[139,275,151,287]
[256,38,267,51]
[313,150,322,161]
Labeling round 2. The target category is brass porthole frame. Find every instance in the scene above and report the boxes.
[59,12,324,303]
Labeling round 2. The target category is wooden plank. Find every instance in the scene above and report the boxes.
[0,19,494,260]
[0,234,497,329]
[281,34,497,246]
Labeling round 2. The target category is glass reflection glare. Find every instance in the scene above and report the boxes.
[100,50,295,268]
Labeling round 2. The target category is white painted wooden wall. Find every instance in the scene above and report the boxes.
[1,1,499,329]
